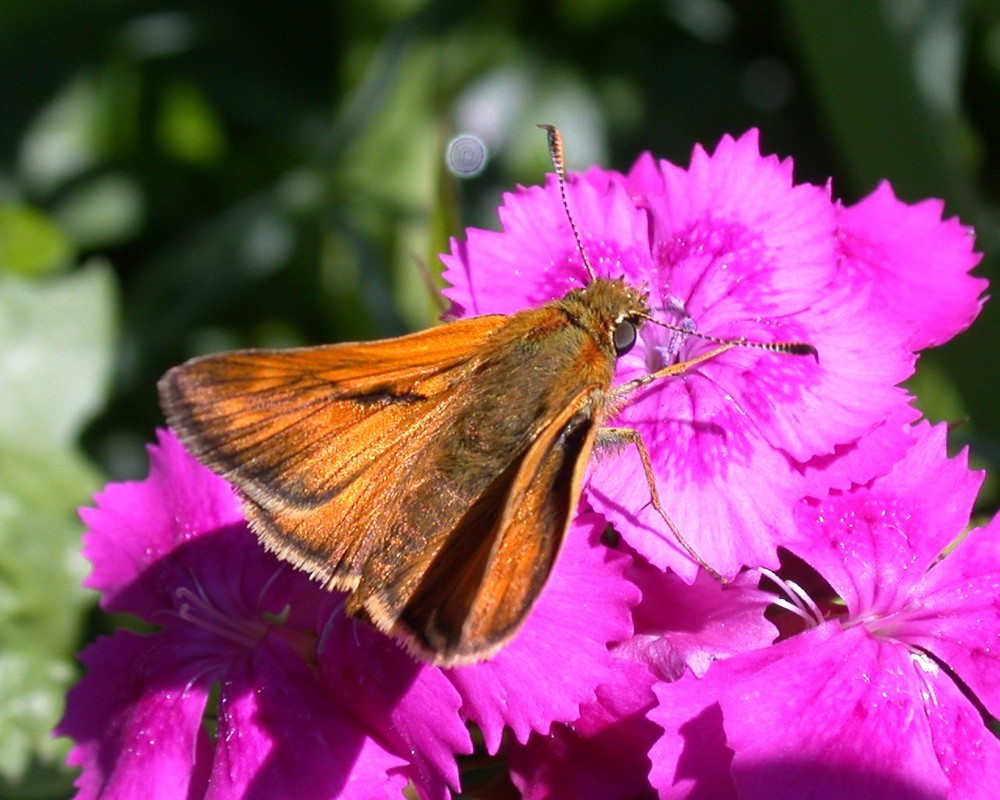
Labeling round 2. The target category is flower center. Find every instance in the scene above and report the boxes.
[173,584,271,649]
[757,552,846,640]
[644,294,697,372]
[758,550,930,650]
[168,567,316,662]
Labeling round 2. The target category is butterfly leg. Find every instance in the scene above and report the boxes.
[612,342,737,400]
[596,426,724,581]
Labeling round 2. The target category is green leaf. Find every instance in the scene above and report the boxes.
[0,552,88,780]
[52,175,144,250]
[0,447,99,782]
[0,263,117,451]
[16,74,105,197]
[157,80,227,165]
[0,205,75,278]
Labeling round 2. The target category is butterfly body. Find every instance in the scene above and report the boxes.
[159,276,651,664]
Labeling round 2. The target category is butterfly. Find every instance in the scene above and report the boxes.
[159,126,815,665]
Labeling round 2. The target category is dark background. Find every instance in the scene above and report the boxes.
[1,1,998,796]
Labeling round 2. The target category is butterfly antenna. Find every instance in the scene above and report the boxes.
[643,314,818,359]
[537,125,816,361]
[538,124,596,281]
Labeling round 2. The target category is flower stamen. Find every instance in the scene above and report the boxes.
[173,586,264,649]
[757,567,826,628]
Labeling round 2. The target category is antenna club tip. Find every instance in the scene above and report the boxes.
[536,123,558,144]
[767,341,819,361]
[790,343,820,361]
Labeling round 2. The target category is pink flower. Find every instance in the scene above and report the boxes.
[57,431,468,800]
[649,423,1000,799]
[835,181,985,351]
[508,552,777,799]
[509,657,660,800]
[58,433,638,797]
[442,130,984,580]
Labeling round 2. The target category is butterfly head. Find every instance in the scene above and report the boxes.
[563,276,651,360]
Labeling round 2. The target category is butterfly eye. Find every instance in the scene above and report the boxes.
[612,320,637,356]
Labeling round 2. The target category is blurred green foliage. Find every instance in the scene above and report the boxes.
[1,0,998,796]
[0,238,115,792]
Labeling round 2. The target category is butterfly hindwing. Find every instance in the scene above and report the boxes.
[368,386,600,662]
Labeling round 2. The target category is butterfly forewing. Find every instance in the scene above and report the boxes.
[160,315,505,500]
[160,316,505,586]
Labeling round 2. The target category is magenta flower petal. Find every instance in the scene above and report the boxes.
[651,700,737,800]
[647,422,999,799]
[791,422,983,615]
[621,559,776,680]
[79,429,246,618]
[650,624,952,800]
[318,605,471,800]
[892,511,1000,717]
[798,403,919,493]
[837,181,986,350]
[724,285,915,461]
[509,657,659,800]
[206,634,408,800]
[58,630,215,800]
[639,131,837,311]
[919,662,1000,800]
[588,386,805,578]
[441,176,654,317]
[446,512,638,752]
[622,150,660,197]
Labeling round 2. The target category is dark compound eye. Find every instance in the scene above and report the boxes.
[612,319,637,355]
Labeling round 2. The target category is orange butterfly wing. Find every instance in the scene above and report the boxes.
[160,307,616,663]
[159,314,508,585]
[376,385,600,662]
